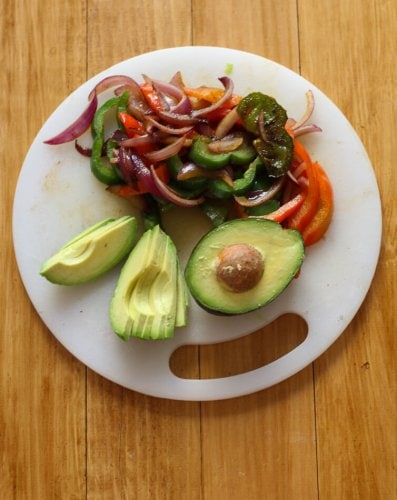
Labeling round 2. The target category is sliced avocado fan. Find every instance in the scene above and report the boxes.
[40,215,138,285]
[109,225,188,341]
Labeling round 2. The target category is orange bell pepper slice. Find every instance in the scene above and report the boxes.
[286,140,320,232]
[183,86,241,106]
[301,163,333,246]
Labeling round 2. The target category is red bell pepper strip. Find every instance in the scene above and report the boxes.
[118,112,146,137]
[286,140,320,232]
[140,83,163,113]
[234,192,305,223]
[262,193,305,223]
[301,163,333,246]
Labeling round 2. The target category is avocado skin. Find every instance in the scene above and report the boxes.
[184,218,304,315]
[40,216,138,286]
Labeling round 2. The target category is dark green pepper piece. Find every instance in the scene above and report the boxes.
[237,92,288,135]
[91,96,123,185]
[253,129,294,178]
[237,92,293,178]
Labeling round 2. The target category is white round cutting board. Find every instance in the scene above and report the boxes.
[13,47,382,401]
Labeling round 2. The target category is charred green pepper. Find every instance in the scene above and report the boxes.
[237,92,294,178]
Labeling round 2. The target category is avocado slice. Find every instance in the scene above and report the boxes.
[40,216,138,285]
[109,225,188,340]
[184,218,304,315]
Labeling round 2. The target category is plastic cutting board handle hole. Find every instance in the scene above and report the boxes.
[169,313,308,380]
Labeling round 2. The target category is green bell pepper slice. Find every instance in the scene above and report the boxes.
[237,92,294,177]
[90,95,125,185]
[188,135,257,170]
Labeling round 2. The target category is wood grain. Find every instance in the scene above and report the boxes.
[1,1,87,499]
[299,0,397,498]
[1,0,396,499]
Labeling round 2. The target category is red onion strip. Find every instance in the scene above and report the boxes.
[44,93,98,145]
[208,135,243,153]
[157,110,200,126]
[88,75,138,100]
[191,77,234,117]
[119,134,156,148]
[215,107,239,139]
[150,165,205,207]
[291,90,314,130]
[145,116,193,135]
[293,123,322,137]
[234,177,285,207]
[144,135,187,162]
[128,153,163,198]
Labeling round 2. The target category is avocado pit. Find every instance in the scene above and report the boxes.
[215,243,264,293]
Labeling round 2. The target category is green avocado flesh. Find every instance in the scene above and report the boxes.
[184,218,304,315]
[40,216,138,285]
[109,225,188,340]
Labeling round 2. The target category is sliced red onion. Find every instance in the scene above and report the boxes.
[157,110,201,126]
[151,79,183,101]
[117,147,136,184]
[177,164,233,186]
[114,83,153,114]
[119,134,157,148]
[144,135,187,162]
[150,165,205,207]
[293,123,322,137]
[128,153,163,197]
[145,116,193,135]
[215,107,239,139]
[171,94,193,114]
[191,77,234,118]
[287,169,299,185]
[169,71,185,89]
[207,135,243,153]
[291,90,314,130]
[88,75,138,100]
[74,140,92,157]
[44,93,98,145]
[234,176,285,207]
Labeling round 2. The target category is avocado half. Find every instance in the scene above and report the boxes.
[109,225,188,340]
[184,218,304,315]
[40,215,138,285]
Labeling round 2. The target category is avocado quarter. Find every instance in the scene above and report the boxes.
[184,218,304,315]
[40,215,138,286]
[109,225,188,341]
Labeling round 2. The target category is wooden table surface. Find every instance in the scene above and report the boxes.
[2,1,396,498]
